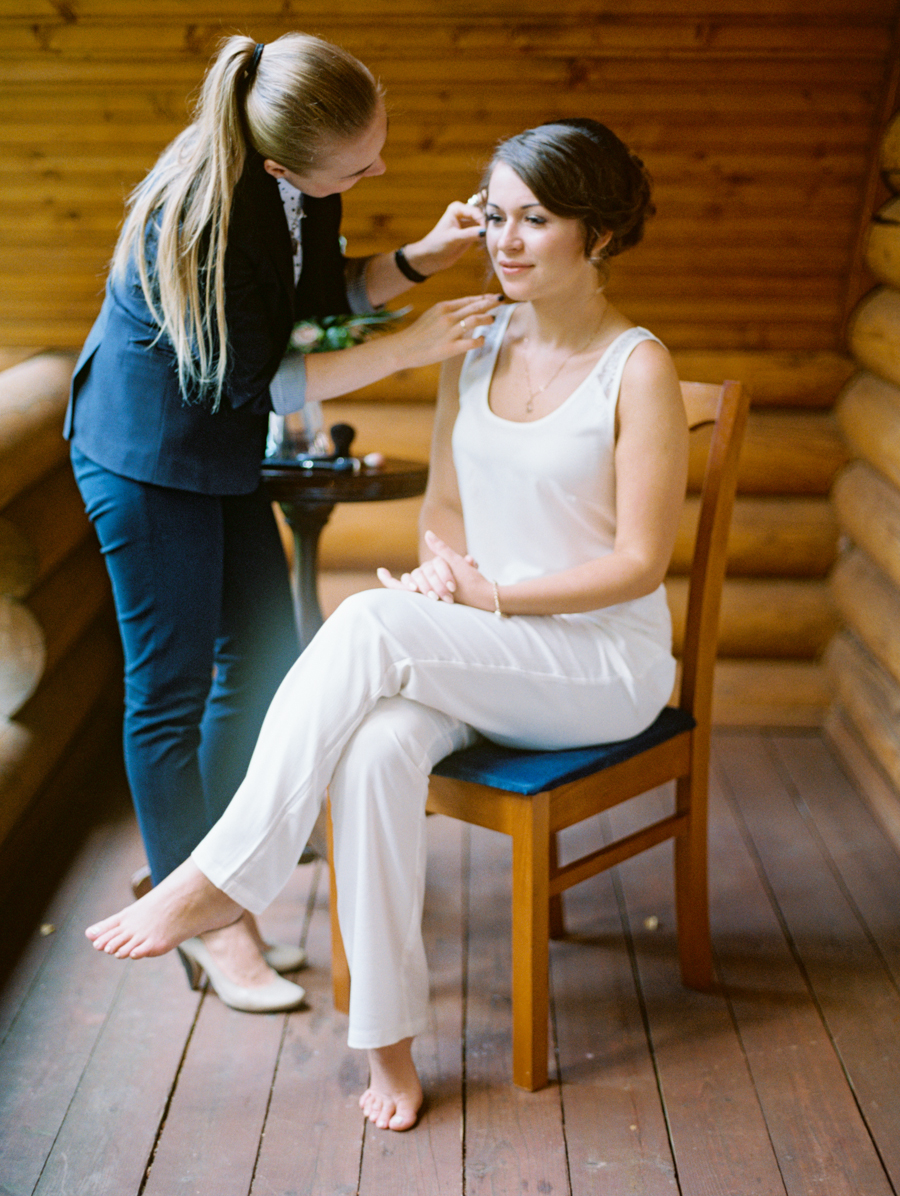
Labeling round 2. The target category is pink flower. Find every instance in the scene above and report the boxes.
[290,323,322,349]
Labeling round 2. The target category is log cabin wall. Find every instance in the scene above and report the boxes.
[0,349,122,968]
[0,0,898,757]
[827,108,900,848]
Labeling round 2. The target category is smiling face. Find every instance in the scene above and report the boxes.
[484,162,607,301]
[264,98,388,197]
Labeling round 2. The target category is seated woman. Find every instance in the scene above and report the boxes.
[86,118,689,1133]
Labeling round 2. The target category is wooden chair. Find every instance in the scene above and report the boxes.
[328,378,750,1092]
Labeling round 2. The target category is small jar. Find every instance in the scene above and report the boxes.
[265,400,331,461]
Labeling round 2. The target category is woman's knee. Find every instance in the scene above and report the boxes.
[329,586,412,629]
[333,697,471,803]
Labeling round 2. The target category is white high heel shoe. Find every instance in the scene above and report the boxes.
[261,942,308,972]
[177,937,306,1013]
[131,867,307,974]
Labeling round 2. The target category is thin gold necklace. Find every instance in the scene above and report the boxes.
[521,308,608,414]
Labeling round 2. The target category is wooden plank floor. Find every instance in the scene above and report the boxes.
[2,729,900,1196]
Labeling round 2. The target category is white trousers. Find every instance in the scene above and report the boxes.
[191,587,674,1049]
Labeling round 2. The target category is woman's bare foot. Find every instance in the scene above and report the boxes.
[359,1037,423,1132]
[85,858,242,960]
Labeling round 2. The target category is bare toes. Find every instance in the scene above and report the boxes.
[87,926,125,953]
[359,1087,419,1132]
[85,915,119,945]
[388,1099,419,1132]
[360,1088,385,1125]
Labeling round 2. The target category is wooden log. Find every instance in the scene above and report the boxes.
[825,631,900,798]
[881,109,900,194]
[3,460,96,590]
[830,548,900,692]
[847,286,900,390]
[343,354,853,410]
[318,497,422,573]
[0,670,124,954]
[832,460,900,592]
[0,14,889,62]
[324,399,435,458]
[692,412,845,494]
[835,371,900,491]
[666,577,839,659]
[26,539,113,679]
[317,493,839,579]
[0,615,121,846]
[672,496,838,577]
[0,314,850,356]
[0,352,75,509]
[864,197,900,290]
[710,660,830,727]
[325,400,847,495]
[825,705,900,855]
[670,351,853,408]
[4,85,877,142]
[0,595,46,719]
[0,516,38,598]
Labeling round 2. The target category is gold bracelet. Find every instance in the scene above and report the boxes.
[491,579,508,619]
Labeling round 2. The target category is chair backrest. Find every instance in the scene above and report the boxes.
[677,380,751,729]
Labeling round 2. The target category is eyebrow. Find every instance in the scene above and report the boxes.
[342,116,390,178]
[486,201,543,211]
[344,159,378,179]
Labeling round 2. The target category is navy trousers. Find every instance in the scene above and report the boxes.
[72,447,300,881]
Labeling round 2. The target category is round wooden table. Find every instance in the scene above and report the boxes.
[262,457,428,649]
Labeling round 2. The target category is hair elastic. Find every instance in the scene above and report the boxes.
[247,42,264,79]
[394,246,428,284]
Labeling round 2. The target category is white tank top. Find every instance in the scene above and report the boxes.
[453,302,673,642]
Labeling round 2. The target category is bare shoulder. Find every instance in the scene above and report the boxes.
[621,335,680,395]
[617,335,686,438]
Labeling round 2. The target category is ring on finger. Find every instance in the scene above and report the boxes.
[460,318,468,332]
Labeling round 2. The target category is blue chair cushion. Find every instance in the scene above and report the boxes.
[431,705,696,796]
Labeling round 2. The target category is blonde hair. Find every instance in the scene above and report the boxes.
[111,33,381,407]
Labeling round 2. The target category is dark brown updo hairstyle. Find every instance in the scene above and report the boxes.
[482,118,654,279]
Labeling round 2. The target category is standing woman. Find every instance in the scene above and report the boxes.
[67,31,496,1013]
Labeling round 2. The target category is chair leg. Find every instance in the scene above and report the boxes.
[674,768,713,991]
[509,793,551,1091]
[548,833,565,939]
[327,797,351,1015]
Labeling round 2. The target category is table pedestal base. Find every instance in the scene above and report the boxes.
[280,503,334,650]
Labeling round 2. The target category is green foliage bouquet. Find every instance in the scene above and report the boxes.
[287,307,410,353]
[267,308,411,463]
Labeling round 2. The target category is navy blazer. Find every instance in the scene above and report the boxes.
[65,152,352,495]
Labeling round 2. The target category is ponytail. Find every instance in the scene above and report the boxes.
[111,33,380,408]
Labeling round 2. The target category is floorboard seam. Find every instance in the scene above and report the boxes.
[607,832,683,1196]
[548,951,574,1196]
[135,987,205,1196]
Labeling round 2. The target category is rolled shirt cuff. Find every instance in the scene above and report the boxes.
[344,255,378,314]
[268,353,307,415]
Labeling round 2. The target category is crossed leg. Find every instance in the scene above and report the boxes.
[85,857,243,959]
